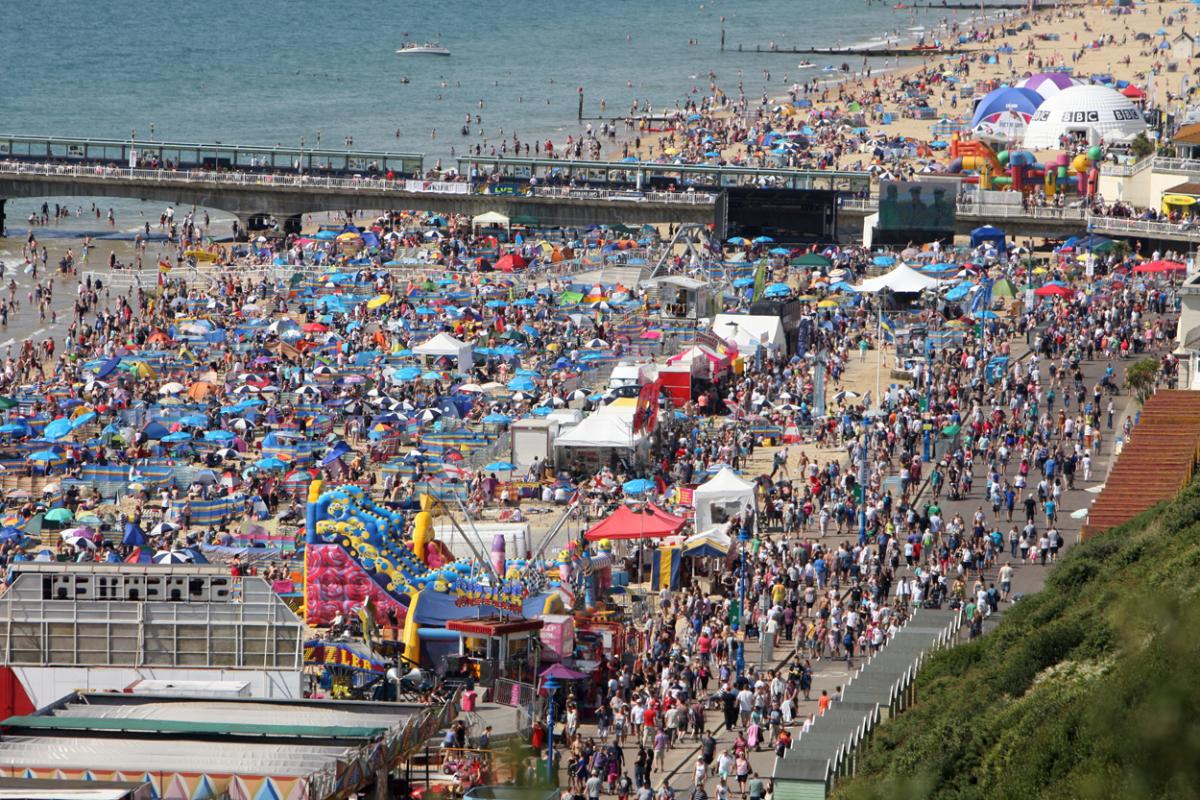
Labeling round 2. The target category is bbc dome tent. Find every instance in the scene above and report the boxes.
[1022,84,1148,149]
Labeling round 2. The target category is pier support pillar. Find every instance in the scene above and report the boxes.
[0,199,6,238]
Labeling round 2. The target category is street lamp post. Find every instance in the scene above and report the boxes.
[543,675,560,783]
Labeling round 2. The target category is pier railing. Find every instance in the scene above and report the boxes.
[1086,214,1200,241]
[0,161,718,205]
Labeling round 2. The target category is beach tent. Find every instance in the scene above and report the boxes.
[970,225,1007,252]
[584,503,686,541]
[711,314,786,354]
[970,86,1043,141]
[472,211,510,230]
[694,467,756,531]
[413,332,474,372]
[855,264,942,293]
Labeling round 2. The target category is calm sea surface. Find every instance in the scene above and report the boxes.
[0,0,1010,237]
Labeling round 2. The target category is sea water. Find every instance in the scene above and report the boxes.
[0,0,1013,235]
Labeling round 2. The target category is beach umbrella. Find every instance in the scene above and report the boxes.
[96,356,121,379]
[255,456,287,470]
[764,283,791,298]
[153,550,194,564]
[752,236,775,244]
[203,430,236,443]
[45,507,73,524]
[623,478,656,495]
[485,461,517,472]
[123,522,146,547]
[70,411,97,430]
[483,413,513,424]
[42,418,73,440]
[941,424,962,437]
[507,377,536,392]
[727,236,747,246]
[158,381,186,395]
[162,431,192,443]
[150,521,179,537]
[0,527,22,543]
[367,294,392,310]
[0,397,18,410]
[28,449,64,465]
[65,535,96,550]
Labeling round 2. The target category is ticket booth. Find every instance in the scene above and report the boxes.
[446,617,544,685]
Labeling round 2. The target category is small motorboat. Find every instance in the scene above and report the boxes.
[395,41,450,56]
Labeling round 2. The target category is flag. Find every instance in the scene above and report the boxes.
[880,314,896,343]
[752,260,768,302]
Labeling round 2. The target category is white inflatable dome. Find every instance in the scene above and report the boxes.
[1022,85,1148,149]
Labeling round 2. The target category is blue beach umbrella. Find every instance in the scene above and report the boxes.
[123,522,146,547]
[484,461,517,472]
[42,418,73,441]
[623,478,656,495]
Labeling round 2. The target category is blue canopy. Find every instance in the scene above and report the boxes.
[970,86,1043,127]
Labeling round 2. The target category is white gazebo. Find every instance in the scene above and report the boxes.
[855,264,942,293]
[472,211,510,231]
[413,332,474,373]
[693,467,756,531]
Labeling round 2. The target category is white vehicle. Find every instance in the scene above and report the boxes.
[607,361,658,397]
[395,41,450,56]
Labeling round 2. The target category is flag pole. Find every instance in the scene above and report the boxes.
[875,299,883,408]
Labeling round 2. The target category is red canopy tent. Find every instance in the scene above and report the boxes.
[1122,85,1146,99]
[495,253,529,272]
[584,503,686,541]
[1133,259,1186,273]
[1033,284,1073,297]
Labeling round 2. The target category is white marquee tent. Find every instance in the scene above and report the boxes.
[855,264,942,293]
[554,404,645,450]
[413,332,474,372]
[472,211,510,229]
[693,467,756,531]
[711,314,786,353]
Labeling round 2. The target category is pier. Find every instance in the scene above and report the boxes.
[735,44,965,57]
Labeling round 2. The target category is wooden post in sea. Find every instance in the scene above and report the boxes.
[721,16,726,51]
[577,87,584,122]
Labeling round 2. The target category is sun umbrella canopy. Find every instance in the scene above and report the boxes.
[44,507,73,523]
